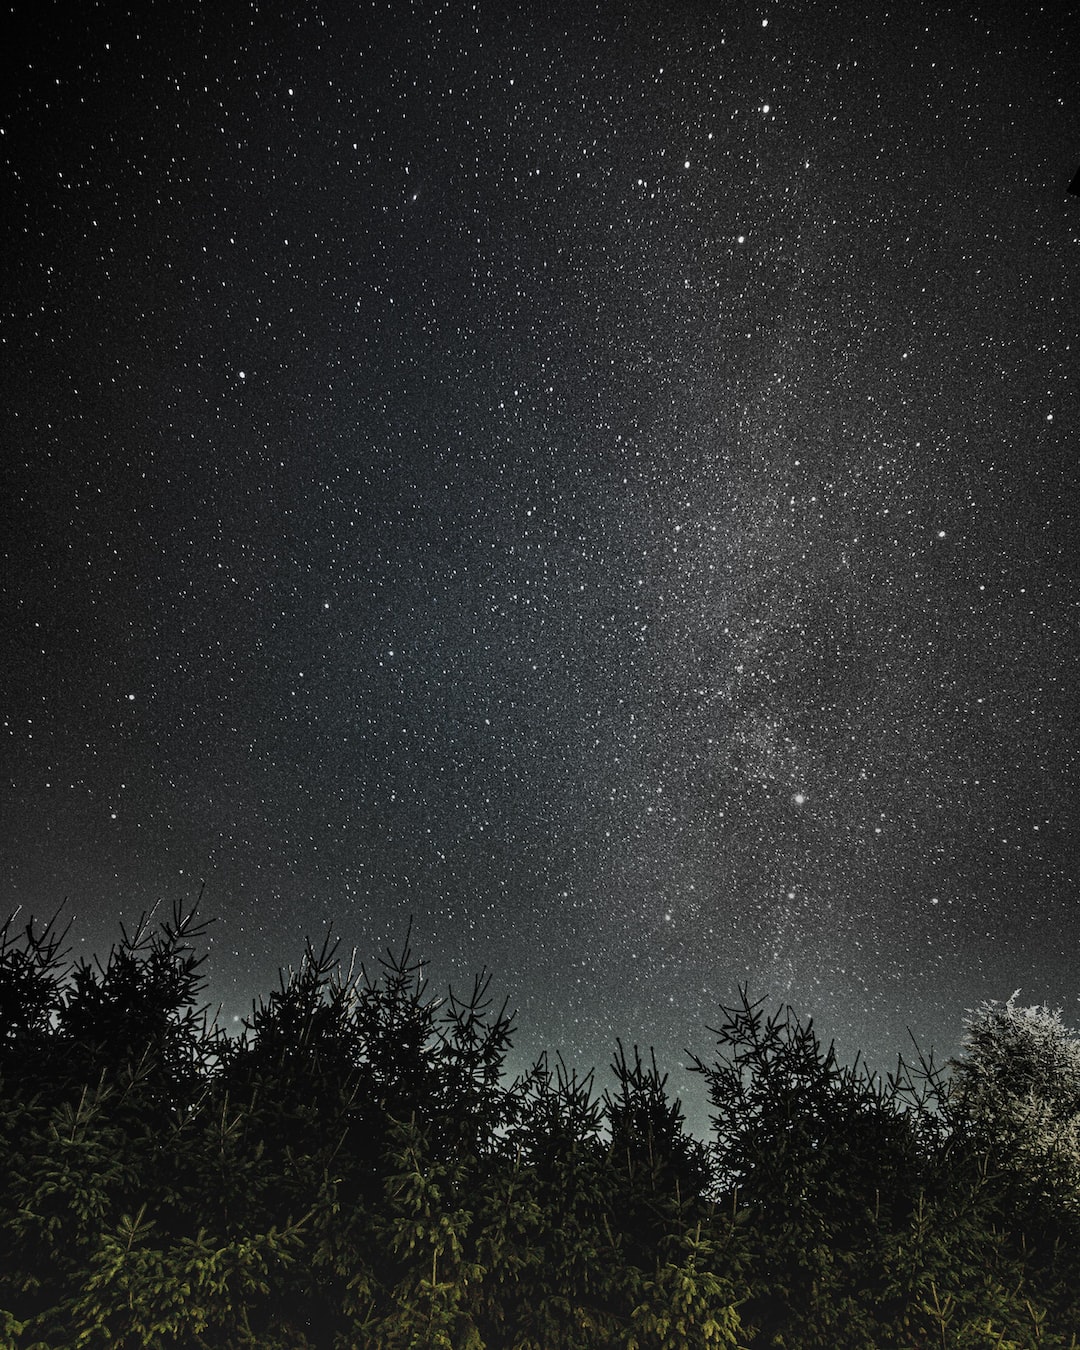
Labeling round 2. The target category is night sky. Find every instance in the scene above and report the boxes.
[4,0,1078,1130]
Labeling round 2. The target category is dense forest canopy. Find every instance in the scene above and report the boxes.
[3,902,1080,1348]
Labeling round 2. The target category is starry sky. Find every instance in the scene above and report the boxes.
[4,0,1078,1129]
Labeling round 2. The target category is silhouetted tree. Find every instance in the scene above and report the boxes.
[4,908,1080,1347]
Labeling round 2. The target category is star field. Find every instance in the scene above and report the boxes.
[3,0,1079,1127]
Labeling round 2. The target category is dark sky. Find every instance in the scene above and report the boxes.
[4,0,1078,1131]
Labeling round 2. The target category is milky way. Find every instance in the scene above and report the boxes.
[4,1,1078,1128]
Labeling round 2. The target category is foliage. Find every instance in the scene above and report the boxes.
[2,905,1080,1346]
[952,996,1080,1214]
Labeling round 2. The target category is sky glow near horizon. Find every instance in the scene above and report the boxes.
[3,0,1079,1130]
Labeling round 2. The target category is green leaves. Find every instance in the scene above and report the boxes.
[627,1226,747,1350]
[60,1211,308,1347]
[3,909,1080,1346]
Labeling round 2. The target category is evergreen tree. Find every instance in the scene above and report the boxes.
[5,904,1080,1346]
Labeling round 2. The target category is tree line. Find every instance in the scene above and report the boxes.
[2,901,1079,1348]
